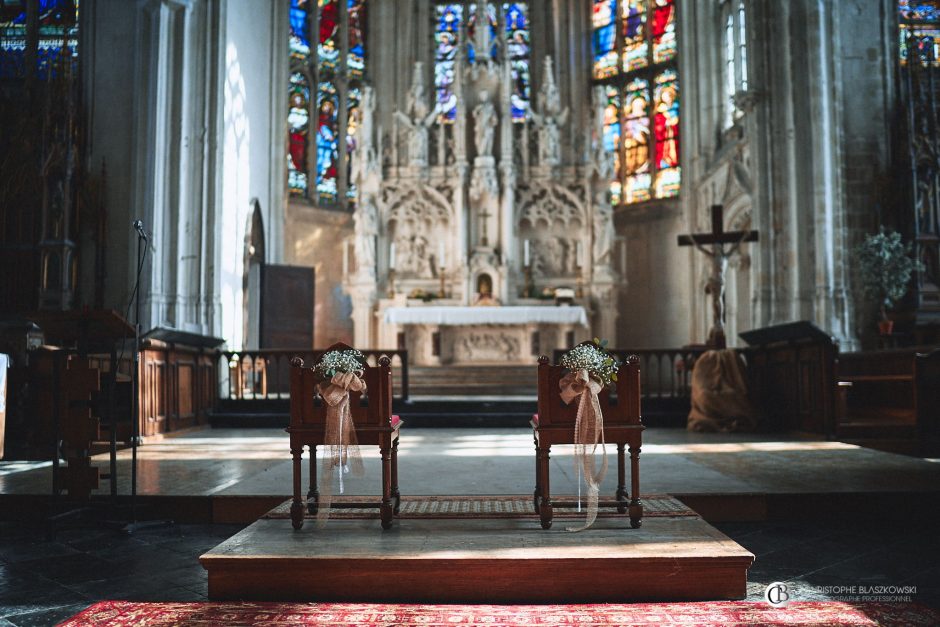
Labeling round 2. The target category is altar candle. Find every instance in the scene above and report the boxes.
[524,239,530,267]
[439,241,446,269]
[576,241,583,268]
[389,242,396,269]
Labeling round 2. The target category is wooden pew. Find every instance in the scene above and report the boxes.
[836,347,940,455]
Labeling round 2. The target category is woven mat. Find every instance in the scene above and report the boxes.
[61,600,940,627]
[262,494,696,520]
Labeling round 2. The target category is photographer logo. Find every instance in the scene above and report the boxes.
[764,582,790,608]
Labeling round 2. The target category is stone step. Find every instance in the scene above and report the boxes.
[409,366,537,395]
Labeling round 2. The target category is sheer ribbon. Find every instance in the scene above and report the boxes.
[316,371,366,526]
[559,369,608,532]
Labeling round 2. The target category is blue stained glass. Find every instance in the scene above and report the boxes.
[435,4,462,123]
[1,1,26,24]
[1,0,26,79]
[290,0,310,60]
[347,0,364,79]
[503,2,530,122]
[505,2,526,29]
[31,0,78,79]
[468,2,498,64]
[899,0,940,21]
[316,81,339,202]
[899,1,940,66]
[592,0,618,78]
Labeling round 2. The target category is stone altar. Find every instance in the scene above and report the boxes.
[381,305,588,366]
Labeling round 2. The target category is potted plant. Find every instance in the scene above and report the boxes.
[854,227,922,335]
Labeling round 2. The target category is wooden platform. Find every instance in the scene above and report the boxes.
[200,514,754,602]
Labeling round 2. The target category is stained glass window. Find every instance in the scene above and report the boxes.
[433,3,530,123]
[1,0,79,80]
[345,0,365,200]
[899,0,940,66]
[593,0,618,79]
[592,0,680,205]
[435,4,462,123]
[288,0,366,206]
[602,85,622,204]
[622,1,647,72]
[288,72,311,195]
[503,2,529,122]
[467,2,497,64]
[289,0,311,60]
[721,0,748,129]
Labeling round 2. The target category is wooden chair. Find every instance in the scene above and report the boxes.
[288,342,401,530]
[531,350,643,529]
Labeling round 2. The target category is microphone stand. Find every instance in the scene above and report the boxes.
[121,222,174,535]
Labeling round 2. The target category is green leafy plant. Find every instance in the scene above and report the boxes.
[854,227,922,321]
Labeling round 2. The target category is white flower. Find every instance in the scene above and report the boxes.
[314,349,367,378]
[559,340,619,386]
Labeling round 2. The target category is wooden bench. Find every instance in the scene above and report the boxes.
[288,343,402,530]
[836,348,940,454]
[531,352,644,530]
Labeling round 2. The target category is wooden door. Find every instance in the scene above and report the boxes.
[260,265,314,395]
[260,265,315,348]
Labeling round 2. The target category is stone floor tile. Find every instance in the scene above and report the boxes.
[3,603,90,627]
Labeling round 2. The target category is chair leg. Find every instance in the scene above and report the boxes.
[537,443,553,530]
[616,443,628,514]
[290,446,304,530]
[380,444,394,530]
[391,436,401,515]
[307,444,319,515]
[532,432,541,514]
[629,443,643,529]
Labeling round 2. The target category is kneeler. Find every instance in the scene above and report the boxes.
[287,342,402,530]
[531,352,644,530]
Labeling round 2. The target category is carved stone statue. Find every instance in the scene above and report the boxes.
[531,56,568,166]
[395,62,437,167]
[531,108,567,166]
[393,225,433,279]
[473,90,497,157]
[395,110,436,167]
[591,85,615,182]
[350,86,378,187]
[538,56,562,117]
[353,195,378,277]
[593,202,615,268]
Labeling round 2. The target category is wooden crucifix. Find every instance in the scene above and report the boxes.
[677,205,759,349]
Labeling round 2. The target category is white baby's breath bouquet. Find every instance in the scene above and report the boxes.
[559,338,619,387]
[314,348,367,379]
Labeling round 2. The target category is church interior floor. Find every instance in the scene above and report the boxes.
[2,426,938,503]
[1,427,939,624]
[1,518,938,625]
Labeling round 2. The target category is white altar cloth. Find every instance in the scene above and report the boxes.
[383,305,588,326]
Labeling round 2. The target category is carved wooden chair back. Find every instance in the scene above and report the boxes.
[290,341,393,430]
[536,348,640,429]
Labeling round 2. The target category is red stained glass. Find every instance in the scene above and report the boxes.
[319,0,338,45]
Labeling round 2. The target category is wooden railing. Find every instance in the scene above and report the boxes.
[552,347,707,401]
[218,349,409,402]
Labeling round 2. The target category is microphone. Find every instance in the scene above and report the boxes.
[133,219,150,241]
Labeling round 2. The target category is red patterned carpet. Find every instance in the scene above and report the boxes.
[59,600,940,626]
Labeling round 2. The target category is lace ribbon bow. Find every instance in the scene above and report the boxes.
[316,371,366,525]
[559,368,608,532]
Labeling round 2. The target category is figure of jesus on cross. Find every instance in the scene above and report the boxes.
[677,205,759,349]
